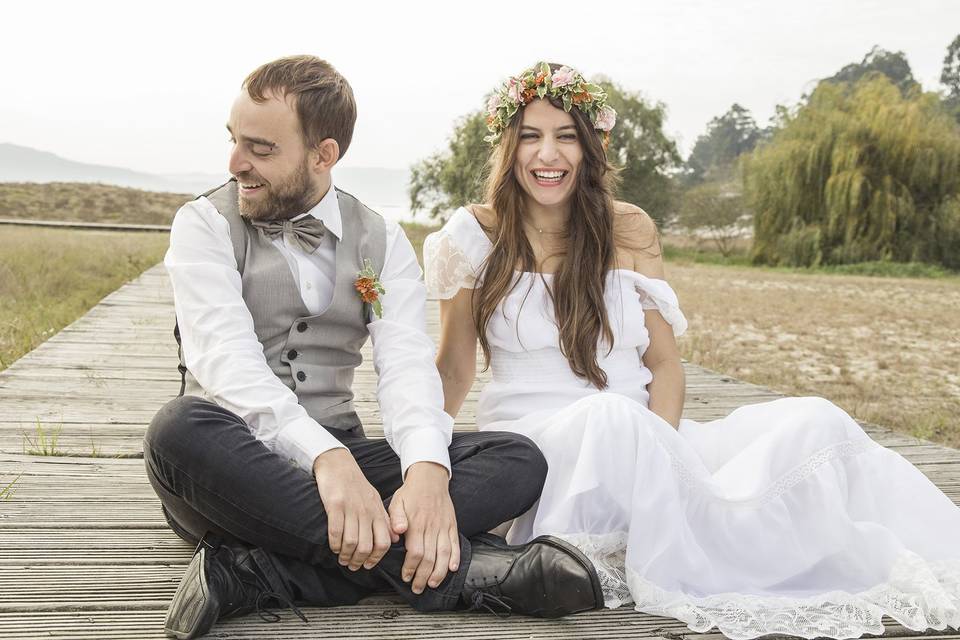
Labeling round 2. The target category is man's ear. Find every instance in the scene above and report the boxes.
[310,138,340,174]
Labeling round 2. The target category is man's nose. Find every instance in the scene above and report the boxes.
[228,145,252,177]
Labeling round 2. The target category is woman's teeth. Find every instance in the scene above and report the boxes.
[532,170,567,186]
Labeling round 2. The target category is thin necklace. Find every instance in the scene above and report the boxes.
[523,219,565,235]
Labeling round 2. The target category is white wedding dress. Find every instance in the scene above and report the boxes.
[423,207,960,639]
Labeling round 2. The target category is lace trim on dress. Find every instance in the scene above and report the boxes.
[553,437,895,624]
[422,229,478,299]
[632,276,688,337]
[628,553,960,640]
[666,437,880,508]
[555,531,632,608]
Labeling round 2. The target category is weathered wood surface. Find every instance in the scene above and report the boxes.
[1,263,959,639]
[0,217,171,232]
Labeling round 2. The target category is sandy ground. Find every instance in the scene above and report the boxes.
[666,262,960,447]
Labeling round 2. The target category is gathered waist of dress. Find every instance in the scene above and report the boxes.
[489,346,649,385]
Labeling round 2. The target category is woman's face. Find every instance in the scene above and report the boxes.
[513,98,584,210]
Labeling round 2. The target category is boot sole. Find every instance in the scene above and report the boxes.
[164,547,220,639]
[530,535,605,614]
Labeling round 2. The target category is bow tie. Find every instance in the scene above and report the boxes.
[251,216,327,254]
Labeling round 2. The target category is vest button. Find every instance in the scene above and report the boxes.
[288,349,298,360]
[296,371,306,382]
[296,322,308,332]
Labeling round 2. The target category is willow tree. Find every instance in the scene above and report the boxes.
[744,75,960,268]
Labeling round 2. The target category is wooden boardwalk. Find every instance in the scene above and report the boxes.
[1,264,959,639]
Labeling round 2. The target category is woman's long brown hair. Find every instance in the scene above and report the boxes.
[473,69,621,389]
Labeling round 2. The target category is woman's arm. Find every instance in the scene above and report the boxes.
[642,311,685,429]
[436,287,479,418]
[617,202,686,429]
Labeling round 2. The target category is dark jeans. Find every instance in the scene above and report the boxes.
[143,396,547,612]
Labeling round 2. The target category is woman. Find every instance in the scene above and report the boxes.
[423,62,960,639]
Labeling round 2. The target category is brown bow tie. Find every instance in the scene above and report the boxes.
[251,216,327,254]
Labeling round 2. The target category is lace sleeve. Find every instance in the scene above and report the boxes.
[423,229,478,300]
[635,276,688,337]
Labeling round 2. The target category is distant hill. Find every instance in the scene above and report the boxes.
[0,183,191,225]
[0,183,436,261]
[0,143,219,194]
[0,143,411,212]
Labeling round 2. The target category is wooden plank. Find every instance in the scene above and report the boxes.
[0,216,171,232]
[0,607,957,640]
[0,607,694,640]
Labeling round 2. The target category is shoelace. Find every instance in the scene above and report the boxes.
[467,590,514,618]
[226,554,308,625]
[252,586,308,624]
[196,535,308,625]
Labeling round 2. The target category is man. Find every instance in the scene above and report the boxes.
[144,55,602,639]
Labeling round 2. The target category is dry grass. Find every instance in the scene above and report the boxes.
[0,473,20,500]
[22,419,66,456]
[0,226,168,371]
[0,195,432,374]
[0,183,191,225]
[667,260,960,447]
[401,221,437,262]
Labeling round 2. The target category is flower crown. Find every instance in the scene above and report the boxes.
[484,62,617,145]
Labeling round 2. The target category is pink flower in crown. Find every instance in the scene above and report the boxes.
[595,105,617,132]
[486,93,503,116]
[506,78,522,103]
[551,66,577,88]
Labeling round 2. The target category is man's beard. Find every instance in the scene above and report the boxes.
[236,160,317,221]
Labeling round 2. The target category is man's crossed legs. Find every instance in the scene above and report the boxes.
[144,397,602,637]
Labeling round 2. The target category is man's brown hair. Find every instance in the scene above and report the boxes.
[243,55,357,159]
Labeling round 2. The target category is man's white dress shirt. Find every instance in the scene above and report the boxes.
[164,180,453,477]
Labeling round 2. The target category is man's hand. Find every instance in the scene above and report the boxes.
[388,462,459,594]
[313,448,398,571]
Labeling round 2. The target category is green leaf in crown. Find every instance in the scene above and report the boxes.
[482,61,618,146]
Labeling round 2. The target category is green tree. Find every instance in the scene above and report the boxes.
[675,181,750,256]
[686,104,761,183]
[825,45,918,95]
[408,111,490,221]
[409,81,682,224]
[596,80,683,223]
[941,34,960,123]
[744,75,960,269]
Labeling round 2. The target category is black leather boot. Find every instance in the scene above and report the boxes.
[461,533,603,618]
[164,534,307,639]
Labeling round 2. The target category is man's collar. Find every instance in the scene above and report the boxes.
[293,180,342,239]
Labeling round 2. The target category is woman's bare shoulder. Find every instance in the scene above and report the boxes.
[613,201,661,255]
[465,203,497,228]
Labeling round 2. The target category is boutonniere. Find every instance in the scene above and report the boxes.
[355,258,386,319]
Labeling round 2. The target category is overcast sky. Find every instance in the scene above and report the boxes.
[2,0,957,176]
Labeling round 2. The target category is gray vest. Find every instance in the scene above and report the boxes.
[177,179,387,432]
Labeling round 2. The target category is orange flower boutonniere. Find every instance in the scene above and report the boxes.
[355,258,386,319]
